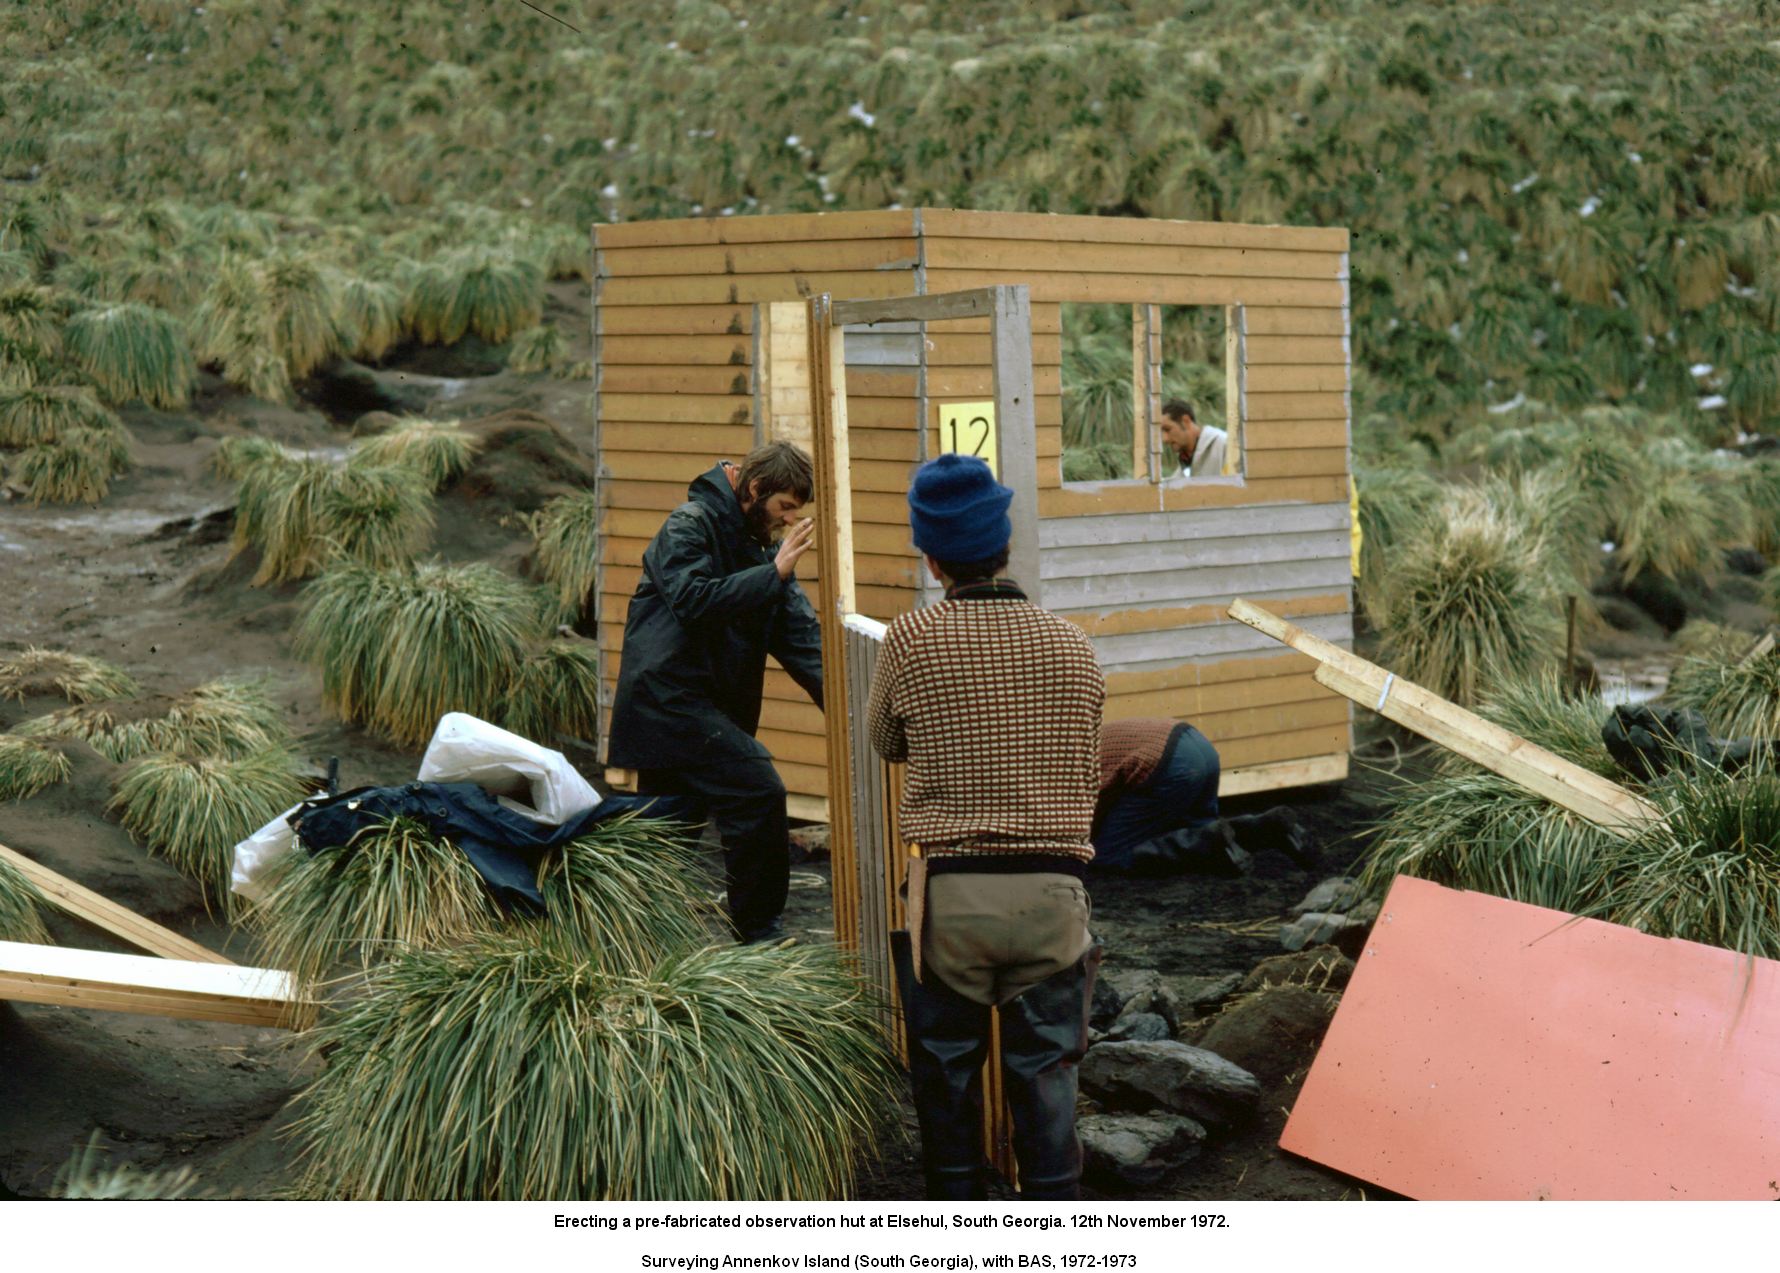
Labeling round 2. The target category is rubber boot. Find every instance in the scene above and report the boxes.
[1128,820,1252,877]
[998,943,1102,1201]
[891,930,992,1201]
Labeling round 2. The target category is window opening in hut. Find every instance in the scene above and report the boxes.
[1060,302,1142,485]
[1157,303,1241,481]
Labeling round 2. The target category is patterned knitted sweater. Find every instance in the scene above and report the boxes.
[866,579,1105,867]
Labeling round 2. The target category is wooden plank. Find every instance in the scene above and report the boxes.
[1218,751,1349,797]
[598,334,751,366]
[844,368,922,398]
[1042,527,1351,582]
[0,939,301,1027]
[599,393,755,426]
[1244,365,1348,394]
[597,305,753,335]
[600,238,920,278]
[786,793,828,823]
[833,288,1000,326]
[922,270,1348,309]
[600,365,753,395]
[1218,722,1352,771]
[1244,418,1350,450]
[1241,447,1350,479]
[0,843,233,965]
[596,210,918,249]
[1192,695,1351,744]
[1105,670,1331,719]
[918,209,1349,253]
[1105,649,1317,696]
[600,271,918,307]
[1039,499,1350,549]
[600,424,755,456]
[1242,335,1348,364]
[1243,392,1350,422]
[1068,589,1349,637]
[1043,555,1353,610]
[922,238,1346,281]
[1152,475,1352,513]
[603,451,738,483]
[1242,307,1349,337]
[763,301,814,456]
[846,429,921,463]
[1227,599,1662,835]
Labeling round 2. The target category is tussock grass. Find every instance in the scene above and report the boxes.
[11,425,132,504]
[1666,645,1780,740]
[1739,457,1780,558]
[1060,441,1132,483]
[348,417,477,488]
[1374,491,1565,705]
[0,735,73,803]
[53,1135,196,1201]
[1613,461,1743,584]
[405,251,543,346]
[295,561,544,749]
[63,303,194,408]
[0,647,138,704]
[17,678,290,764]
[1354,464,1443,617]
[109,747,307,905]
[235,453,336,584]
[503,639,601,744]
[526,489,600,620]
[0,284,59,349]
[336,275,405,363]
[0,851,49,943]
[0,332,53,388]
[506,324,563,374]
[318,462,435,571]
[191,252,346,402]
[291,932,894,1199]
[0,384,119,447]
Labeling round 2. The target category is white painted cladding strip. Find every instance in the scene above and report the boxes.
[1038,500,1351,550]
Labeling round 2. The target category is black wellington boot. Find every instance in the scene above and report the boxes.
[998,943,1103,1201]
[891,930,993,1201]
[1128,820,1253,877]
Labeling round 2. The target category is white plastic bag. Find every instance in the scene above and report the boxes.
[417,712,601,824]
[229,803,303,904]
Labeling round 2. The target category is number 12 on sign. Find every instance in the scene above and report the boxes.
[937,400,998,477]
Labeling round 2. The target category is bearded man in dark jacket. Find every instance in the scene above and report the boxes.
[606,441,823,944]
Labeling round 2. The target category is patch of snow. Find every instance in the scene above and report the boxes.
[1456,249,1469,264]
[1627,150,1642,164]
[602,138,617,151]
[785,134,800,147]
[1488,393,1527,415]
[1448,322,1463,340]
[1579,196,1599,217]
[1601,541,1615,553]
[601,184,618,198]
[1699,395,1727,410]
[1691,363,1713,377]
[1511,173,1539,194]
[848,102,876,128]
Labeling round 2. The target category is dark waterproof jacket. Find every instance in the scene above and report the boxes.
[606,463,823,770]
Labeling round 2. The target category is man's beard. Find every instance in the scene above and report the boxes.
[743,499,778,548]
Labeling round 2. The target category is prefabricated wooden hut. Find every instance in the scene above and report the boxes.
[592,209,1355,819]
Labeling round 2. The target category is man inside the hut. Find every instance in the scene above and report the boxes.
[1159,396,1229,477]
[606,440,822,946]
[868,454,1104,1201]
[1094,717,1314,875]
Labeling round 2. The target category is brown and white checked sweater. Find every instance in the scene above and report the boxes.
[866,579,1105,867]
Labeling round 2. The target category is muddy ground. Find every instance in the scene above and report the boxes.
[0,282,1745,1200]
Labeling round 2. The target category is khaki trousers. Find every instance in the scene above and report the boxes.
[920,872,1092,1006]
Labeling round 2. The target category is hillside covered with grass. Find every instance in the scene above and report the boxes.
[5,0,1780,437]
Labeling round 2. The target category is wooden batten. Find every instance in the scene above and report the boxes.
[0,940,303,1028]
[0,843,232,965]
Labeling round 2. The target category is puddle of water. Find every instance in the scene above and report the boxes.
[1595,659,1670,707]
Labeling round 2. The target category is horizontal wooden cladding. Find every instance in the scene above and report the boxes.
[600,393,755,426]
[1087,607,1353,671]
[597,305,753,336]
[1244,419,1349,451]
[1217,722,1351,772]
[1039,475,1350,517]
[922,238,1344,282]
[1043,522,1350,582]
[1245,365,1348,394]
[1242,393,1350,423]
[1219,751,1348,797]
[596,210,919,249]
[601,365,754,395]
[1065,590,1349,638]
[599,238,920,278]
[599,334,750,366]
[1105,649,1317,695]
[1242,447,1350,480]
[1162,695,1349,747]
[1042,499,1349,550]
[848,428,921,463]
[1242,307,1348,337]
[600,271,918,307]
[598,423,755,456]
[1242,335,1347,365]
[924,269,1345,309]
[918,209,1348,253]
[1104,668,1333,720]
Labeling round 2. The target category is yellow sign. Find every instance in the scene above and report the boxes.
[937,401,998,476]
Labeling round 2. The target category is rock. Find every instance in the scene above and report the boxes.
[1079,1113,1206,1189]
[1724,545,1769,577]
[1239,948,1355,995]
[787,823,830,864]
[1197,985,1338,1088]
[1166,972,1243,1018]
[1079,1040,1261,1129]
[1102,968,1179,1032]
[1281,901,1377,953]
[1622,568,1688,634]
[1290,876,1364,917]
[1103,1012,1170,1043]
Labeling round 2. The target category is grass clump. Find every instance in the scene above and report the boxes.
[1373,490,1564,705]
[0,851,49,943]
[295,560,544,748]
[503,639,601,745]
[17,677,289,764]
[0,647,138,704]
[228,446,437,583]
[108,747,307,905]
[62,303,195,408]
[526,489,600,622]
[290,931,894,1199]
[0,384,119,447]
[10,425,132,504]
[506,323,564,374]
[348,418,478,488]
[0,735,73,803]
[336,275,405,363]
[406,251,543,346]
[318,462,435,571]
[1666,645,1780,740]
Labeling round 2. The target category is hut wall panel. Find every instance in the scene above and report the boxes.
[599,239,921,277]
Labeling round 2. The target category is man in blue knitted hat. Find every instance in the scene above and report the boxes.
[868,453,1105,1201]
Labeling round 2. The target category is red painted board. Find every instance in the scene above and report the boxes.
[1279,875,1780,1199]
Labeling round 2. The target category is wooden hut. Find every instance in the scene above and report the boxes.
[593,209,1354,819]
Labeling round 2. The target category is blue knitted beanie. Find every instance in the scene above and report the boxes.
[907,454,1013,562]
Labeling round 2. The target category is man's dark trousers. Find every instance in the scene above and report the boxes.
[638,758,788,941]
